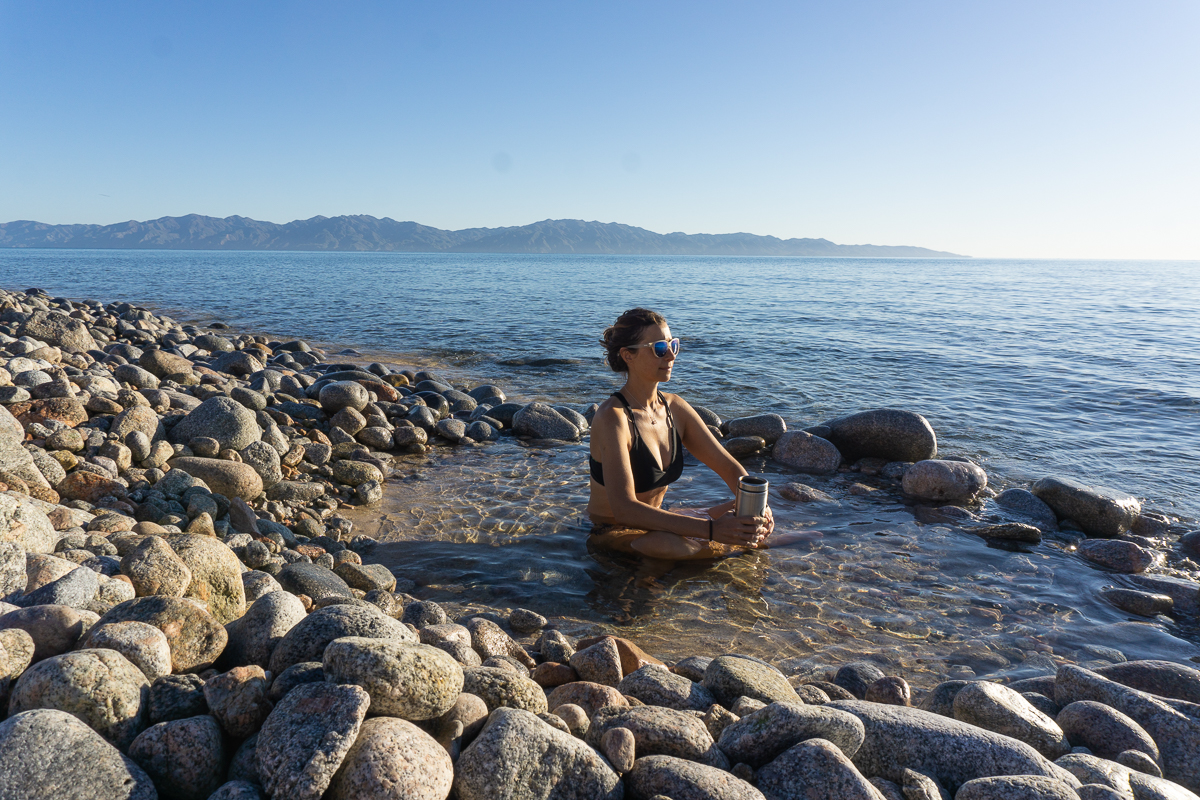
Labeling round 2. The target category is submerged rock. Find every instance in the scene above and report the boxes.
[902,459,987,502]
[821,409,937,463]
[1031,477,1141,538]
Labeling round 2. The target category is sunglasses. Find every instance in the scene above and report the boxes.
[626,338,680,358]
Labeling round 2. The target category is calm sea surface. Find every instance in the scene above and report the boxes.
[3,249,1199,682]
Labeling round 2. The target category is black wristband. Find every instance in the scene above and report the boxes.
[708,518,713,541]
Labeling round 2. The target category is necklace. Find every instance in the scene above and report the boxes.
[630,398,660,424]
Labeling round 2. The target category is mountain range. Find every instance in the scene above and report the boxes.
[0,215,963,257]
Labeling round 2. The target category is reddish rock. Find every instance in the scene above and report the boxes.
[532,662,579,688]
[57,471,128,503]
[18,397,88,428]
[577,635,665,675]
[204,665,273,738]
[546,681,630,717]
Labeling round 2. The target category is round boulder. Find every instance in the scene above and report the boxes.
[165,534,247,624]
[320,381,370,414]
[89,596,228,673]
[128,713,227,800]
[268,603,415,674]
[168,395,262,451]
[323,637,464,720]
[902,459,988,502]
[166,457,264,501]
[822,409,937,463]
[328,717,455,800]
[1031,477,1141,538]
[773,431,842,474]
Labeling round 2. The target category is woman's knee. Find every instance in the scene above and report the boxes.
[631,530,704,559]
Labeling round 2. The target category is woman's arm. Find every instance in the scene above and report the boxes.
[594,404,760,545]
[670,395,750,494]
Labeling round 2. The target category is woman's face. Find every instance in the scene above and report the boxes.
[624,323,676,382]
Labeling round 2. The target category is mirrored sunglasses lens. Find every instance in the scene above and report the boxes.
[652,339,679,357]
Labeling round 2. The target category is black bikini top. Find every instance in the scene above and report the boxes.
[589,391,685,493]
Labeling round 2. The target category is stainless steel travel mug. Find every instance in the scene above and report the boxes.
[735,476,769,518]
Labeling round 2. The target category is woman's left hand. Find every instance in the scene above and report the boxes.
[753,506,775,547]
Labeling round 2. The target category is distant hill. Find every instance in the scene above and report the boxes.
[0,214,964,257]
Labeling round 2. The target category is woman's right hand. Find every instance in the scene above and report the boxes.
[712,512,767,547]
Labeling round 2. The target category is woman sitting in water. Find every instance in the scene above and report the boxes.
[588,307,773,559]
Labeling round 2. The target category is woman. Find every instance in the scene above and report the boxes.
[587,307,773,559]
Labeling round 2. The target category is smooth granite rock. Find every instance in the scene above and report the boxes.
[165,534,246,624]
[324,637,464,720]
[1057,700,1159,763]
[128,713,227,800]
[618,665,716,711]
[204,665,272,738]
[84,621,172,681]
[756,737,886,800]
[773,431,842,474]
[147,673,208,724]
[268,602,414,674]
[955,775,1080,800]
[121,535,194,598]
[1031,477,1141,538]
[0,708,158,799]
[953,681,1071,759]
[462,665,549,714]
[725,414,788,445]
[717,701,867,769]
[12,563,98,609]
[902,459,988,502]
[1079,539,1155,573]
[835,662,887,700]
[168,396,262,451]
[570,636,624,686]
[626,753,764,800]
[466,616,536,668]
[256,681,371,800]
[547,681,629,717]
[455,707,624,800]
[512,403,580,440]
[1054,665,1200,792]
[8,647,150,750]
[165,458,264,501]
[828,700,1075,792]
[277,561,354,601]
[821,409,937,463]
[328,716,455,800]
[588,704,728,768]
[703,655,800,707]
[221,589,306,670]
[995,488,1059,529]
[89,595,228,673]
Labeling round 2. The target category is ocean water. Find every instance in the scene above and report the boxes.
[3,249,1199,680]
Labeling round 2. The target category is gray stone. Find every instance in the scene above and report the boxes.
[1057,701,1159,763]
[402,600,449,628]
[588,704,728,768]
[1101,589,1174,617]
[9,647,150,750]
[319,381,370,413]
[618,665,716,711]
[13,564,98,609]
[147,673,207,724]
[995,488,1059,528]
[466,616,535,668]
[717,701,866,768]
[723,436,766,458]
[1127,576,1200,617]
[90,595,228,672]
[828,700,1074,792]
[436,417,468,442]
[454,707,624,800]
[955,775,1081,800]
[0,492,56,551]
[1031,477,1141,538]
[512,402,580,440]
[570,636,624,686]
[17,309,98,351]
[169,396,262,451]
[756,737,885,800]
[836,662,887,700]
[166,458,264,501]
[703,655,800,707]
[821,409,937,463]
[0,408,52,490]
[203,664,272,738]
[602,726,636,773]
[266,480,326,503]
[726,413,787,445]
[462,665,548,713]
[334,561,396,592]
[953,681,1071,759]
[268,661,325,703]
[111,405,166,443]
[278,560,353,600]
[1128,772,1200,800]
[902,459,987,502]
[627,753,764,800]
[1052,753,1134,797]
[0,708,158,799]
[509,608,548,633]
[239,440,283,489]
[327,716,455,800]
[324,637,464,720]
[84,621,172,680]
[773,431,842,474]
[165,533,246,624]
[1092,660,1200,705]
[221,589,306,669]
[207,782,265,800]
[1054,665,1200,792]
[122,535,194,598]
[128,713,226,800]
[0,541,26,596]
[1079,539,1154,573]
[269,602,415,674]
[0,603,93,661]
[257,681,371,800]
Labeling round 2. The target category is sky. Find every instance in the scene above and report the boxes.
[1,1,1197,259]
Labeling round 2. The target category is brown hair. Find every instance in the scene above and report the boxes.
[600,307,667,372]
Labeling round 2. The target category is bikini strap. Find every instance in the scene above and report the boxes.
[612,392,640,444]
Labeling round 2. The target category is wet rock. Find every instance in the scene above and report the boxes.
[865,676,912,706]
[953,681,1071,759]
[588,704,728,768]
[724,436,767,458]
[1056,701,1159,763]
[84,621,172,681]
[828,700,1073,791]
[204,664,272,738]
[703,655,800,707]
[1031,477,1141,538]
[571,636,624,686]
[90,595,228,672]
[995,488,1059,529]
[756,737,885,800]
[717,701,866,768]
[1078,539,1155,573]
[1054,664,1200,792]
[821,409,937,463]
[778,483,837,503]
[512,402,580,440]
[148,673,207,724]
[257,681,371,800]
[509,607,547,633]
[627,753,764,800]
[902,459,987,502]
[328,716,455,800]
[973,523,1043,544]
[1127,575,1200,617]
[773,431,842,474]
[128,713,227,800]
[1101,589,1174,618]
[721,413,786,445]
[324,637,464,720]
[835,662,887,700]
[221,589,305,670]
[9,647,150,750]
[166,457,263,501]
[0,708,158,799]
[169,396,262,451]
[166,533,246,624]
[619,665,716,711]
[268,602,414,674]
[334,561,397,592]
[455,707,623,800]
[461,665,548,714]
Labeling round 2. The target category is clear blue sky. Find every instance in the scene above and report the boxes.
[1,1,1197,258]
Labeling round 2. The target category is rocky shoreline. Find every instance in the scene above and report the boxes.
[1,285,1199,800]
